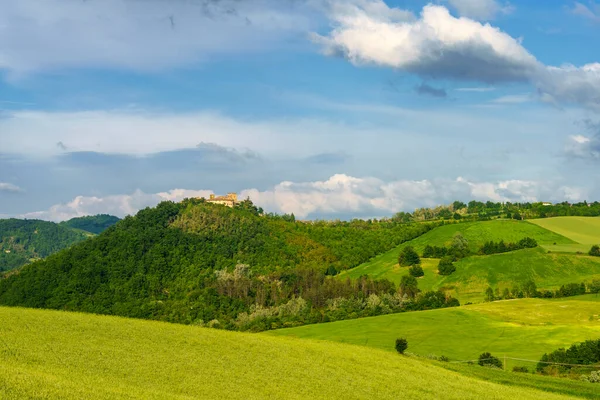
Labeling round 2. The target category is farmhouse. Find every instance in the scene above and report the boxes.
[207,193,238,207]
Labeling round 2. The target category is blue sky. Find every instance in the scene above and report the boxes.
[1,0,600,220]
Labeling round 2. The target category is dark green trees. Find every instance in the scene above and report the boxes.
[478,352,503,369]
[589,245,600,257]
[399,275,419,298]
[408,265,424,277]
[437,257,456,276]
[395,338,408,354]
[398,246,420,266]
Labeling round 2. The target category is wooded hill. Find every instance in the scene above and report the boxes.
[0,199,437,330]
[0,215,120,272]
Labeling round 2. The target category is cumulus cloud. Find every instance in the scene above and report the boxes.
[536,64,600,111]
[0,0,314,76]
[447,0,513,20]
[0,182,23,193]
[313,3,539,83]
[21,189,213,222]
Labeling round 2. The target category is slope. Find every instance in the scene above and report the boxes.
[530,217,600,253]
[0,199,430,327]
[340,219,599,302]
[269,295,600,372]
[60,214,121,234]
[0,219,90,272]
[0,306,588,400]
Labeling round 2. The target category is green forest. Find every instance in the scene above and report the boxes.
[60,214,121,234]
[0,199,453,330]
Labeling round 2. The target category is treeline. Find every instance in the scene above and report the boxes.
[393,200,600,222]
[59,214,120,234]
[538,339,600,375]
[479,237,537,255]
[0,199,447,330]
[484,279,600,302]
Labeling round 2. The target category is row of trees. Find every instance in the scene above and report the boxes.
[478,237,538,255]
[484,279,600,302]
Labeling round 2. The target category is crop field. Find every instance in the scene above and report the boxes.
[1,307,589,400]
[340,219,600,302]
[269,295,600,372]
[529,217,600,253]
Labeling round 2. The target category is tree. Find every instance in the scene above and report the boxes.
[395,338,408,354]
[452,201,467,211]
[449,233,470,259]
[399,275,419,298]
[589,279,600,295]
[522,280,538,298]
[484,286,495,302]
[409,265,424,277]
[589,245,600,257]
[437,257,456,276]
[398,246,421,266]
[478,352,503,369]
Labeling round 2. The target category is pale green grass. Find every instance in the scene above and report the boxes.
[0,307,581,400]
[269,296,600,373]
[530,217,600,246]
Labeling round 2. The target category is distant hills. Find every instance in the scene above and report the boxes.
[0,214,120,272]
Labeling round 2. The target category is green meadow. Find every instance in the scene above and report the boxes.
[269,295,600,371]
[1,306,589,400]
[530,217,600,253]
[340,219,600,302]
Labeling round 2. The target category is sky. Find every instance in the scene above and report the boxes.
[1,0,600,221]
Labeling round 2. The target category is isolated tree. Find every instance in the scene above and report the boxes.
[449,233,470,259]
[484,286,495,302]
[399,246,421,267]
[437,256,456,276]
[589,245,600,257]
[409,265,424,277]
[395,338,408,354]
[399,275,419,298]
[478,352,503,368]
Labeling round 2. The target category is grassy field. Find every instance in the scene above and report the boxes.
[1,307,589,400]
[530,217,600,253]
[340,219,600,302]
[269,295,600,372]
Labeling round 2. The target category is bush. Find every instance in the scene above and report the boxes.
[438,256,456,276]
[399,246,420,266]
[409,265,424,277]
[512,366,529,373]
[478,352,503,369]
[439,355,450,362]
[589,245,600,257]
[395,338,408,354]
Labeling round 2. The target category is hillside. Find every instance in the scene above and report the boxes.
[530,217,600,253]
[1,306,591,400]
[60,214,121,234]
[340,219,600,302]
[0,219,90,272]
[0,199,431,328]
[269,295,600,372]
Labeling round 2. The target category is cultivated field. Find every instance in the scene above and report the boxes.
[340,219,600,302]
[269,295,600,372]
[1,306,587,400]
[530,217,600,253]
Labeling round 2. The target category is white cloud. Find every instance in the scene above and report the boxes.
[536,64,600,111]
[455,87,496,92]
[490,94,532,104]
[21,188,212,222]
[313,3,539,83]
[0,182,23,193]
[447,0,513,20]
[0,0,314,76]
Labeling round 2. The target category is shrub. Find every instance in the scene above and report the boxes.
[409,265,424,277]
[399,246,420,266]
[395,338,408,354]
[512,366,529,373]
[589,245,600,257]
[439,355,450,362]
[478,352,503,369]
[437,256,456,276]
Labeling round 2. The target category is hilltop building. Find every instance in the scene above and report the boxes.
[207,193,238,207]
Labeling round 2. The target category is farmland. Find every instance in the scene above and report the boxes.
[2,306,590,400]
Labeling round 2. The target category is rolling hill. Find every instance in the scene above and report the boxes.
[0,215,120,272]
[530,217,600,253]
[269,295,600,371]
[1,306,594,399]
[340,219,600,302]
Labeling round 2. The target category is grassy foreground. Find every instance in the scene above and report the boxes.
[0,307,588,400]
[269,295,600,370]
